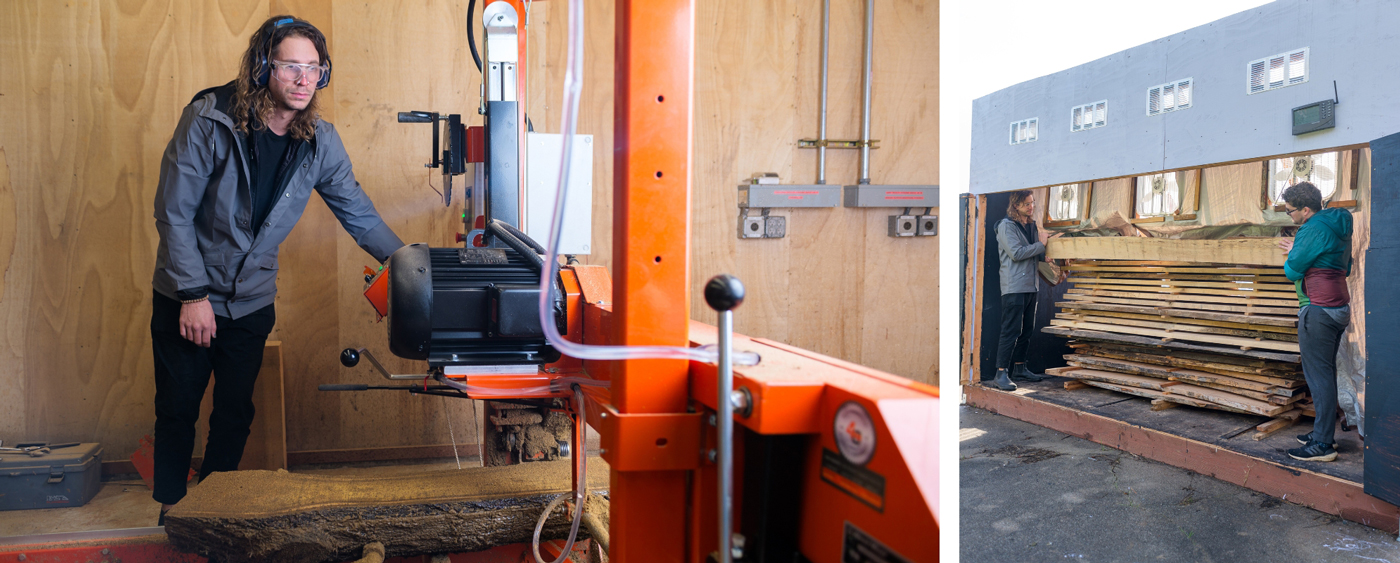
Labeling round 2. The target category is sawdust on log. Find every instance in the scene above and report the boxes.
[164,457,609,563]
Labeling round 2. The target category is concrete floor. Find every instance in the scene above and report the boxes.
[961,405,1400,563]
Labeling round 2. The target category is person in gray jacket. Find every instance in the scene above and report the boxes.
[150,16,403,524]
[989,190,1052,390]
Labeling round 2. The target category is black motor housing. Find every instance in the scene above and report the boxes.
[386,243,566,366]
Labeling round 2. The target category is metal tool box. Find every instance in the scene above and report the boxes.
[0,443,103,510]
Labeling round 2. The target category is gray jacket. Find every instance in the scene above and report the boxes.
[996,218,1044,295]
[152,83,403,319]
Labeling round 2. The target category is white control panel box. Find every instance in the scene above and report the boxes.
[524,132,594,255]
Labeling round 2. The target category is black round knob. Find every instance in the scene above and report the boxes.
[364,274,374,283]
[704,275,745,312]
[340,348,360,367]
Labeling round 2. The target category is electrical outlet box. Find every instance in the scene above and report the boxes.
[917,215,937,236]
[888,215,917,237]
[740,216,766,239]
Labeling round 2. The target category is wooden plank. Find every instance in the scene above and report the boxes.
[1152,395,1257,416]
[1252,410,1303,441]
[1066,265,1282,274]
[1057,368,1178,392]
[1064,355,1284,393]
[1073,272,1292,284]
[1075,342,1302,376]
[1077,348,1303,387]
[1066,288,1298,309]
[1056,311,1297,341]
[1162,384,1289,417]
[1049,319,1300,352]
[1042,326,1301,363]
[1080,380,1167,400]
[1063,292,1298,316]
[1064,380,1088,390]
[1150,399,1179,411]
[1066,276,1297,292]
[1071,283,1298,301]
[1055,301,1295,327]
[1165,377,1290,403]
[1046,237,1288,266]
[1060,307,1297,334]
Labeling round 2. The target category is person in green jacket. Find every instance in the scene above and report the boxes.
[1276,181,1352,462]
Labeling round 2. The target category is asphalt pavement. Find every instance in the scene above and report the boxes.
[961,405,1400,562]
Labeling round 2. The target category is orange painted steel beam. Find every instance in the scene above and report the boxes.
[609,0,695,560]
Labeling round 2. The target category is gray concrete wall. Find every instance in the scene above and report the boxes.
[970,0,1400,194]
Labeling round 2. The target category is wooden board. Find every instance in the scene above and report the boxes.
[1066,288,1298,309]
[1074,341,1302,377]
[1063,355,1288,394]
[1055,301,1296,327]
[1162,383,1289,417]
[1062,292,1298,316]
[1043,326,1301,363]
[1046,237,1289,266]
[1048,319,1300,352]
[1053,367,1177,392]
[1056,311,1297,341]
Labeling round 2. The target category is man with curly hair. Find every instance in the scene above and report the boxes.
[1276,181,1352,462]
[149,15,403,523]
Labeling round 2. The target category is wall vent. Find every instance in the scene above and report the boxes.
[1247,48,1308,94]
[1009,117,1038,145]
[1147,78,1193,115]
[1070,100,1107,132]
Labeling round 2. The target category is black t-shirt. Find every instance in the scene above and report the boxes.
[250,127,291,236]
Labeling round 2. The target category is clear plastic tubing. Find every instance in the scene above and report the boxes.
[536,0,758,367]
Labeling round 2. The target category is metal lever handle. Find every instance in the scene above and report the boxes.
[705,274,746,563]
[397,111,434,123]
[339,348,422,380]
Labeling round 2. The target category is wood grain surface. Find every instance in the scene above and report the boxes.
[0,0,936,461]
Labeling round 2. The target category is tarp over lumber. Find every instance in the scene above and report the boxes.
[165,459,609,563]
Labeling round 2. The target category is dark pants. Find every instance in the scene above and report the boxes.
[1298,304,1349,446]
[996,292,1037,371]
[151,291,275,505]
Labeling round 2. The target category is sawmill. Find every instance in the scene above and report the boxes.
[0,0,936,562]
[961,0,1400,535]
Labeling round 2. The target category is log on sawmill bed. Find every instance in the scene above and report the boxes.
[165,458,609,563]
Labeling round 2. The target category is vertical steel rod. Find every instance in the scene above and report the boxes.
[817,0,831,184]
[717,308,735,563]
[858,0,874,184]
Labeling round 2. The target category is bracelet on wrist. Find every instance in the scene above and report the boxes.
[180,296,209,305]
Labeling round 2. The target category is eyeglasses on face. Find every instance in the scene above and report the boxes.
[271,60,326,84]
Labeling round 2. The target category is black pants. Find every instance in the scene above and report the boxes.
[1298,304,1349,446]
[150,291,275,505]
[996,292,1037,371]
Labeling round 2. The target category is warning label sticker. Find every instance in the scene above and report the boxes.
[842,521,913,563]
[821,448,886,512]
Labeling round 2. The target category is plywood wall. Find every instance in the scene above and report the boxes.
[0,0,936,459]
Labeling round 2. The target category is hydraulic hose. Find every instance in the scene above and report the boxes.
[534,0,759,367]
[530,384,588,563]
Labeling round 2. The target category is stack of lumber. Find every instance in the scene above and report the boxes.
[1041,259,1308,419]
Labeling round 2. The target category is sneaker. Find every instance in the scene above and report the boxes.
[1288,441,1337,462]
[1296,433,1311,445]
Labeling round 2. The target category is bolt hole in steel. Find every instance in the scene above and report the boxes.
[748,223,759,232]
[903,221,913,230]
[656,438,668,447]
[656,95,665,102]
[924,220,935,230]
[654,255,662,263]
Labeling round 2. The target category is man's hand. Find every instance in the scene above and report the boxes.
[1037,228,1051,246]
[179,300,217,348]
[1277,238,1294,255]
